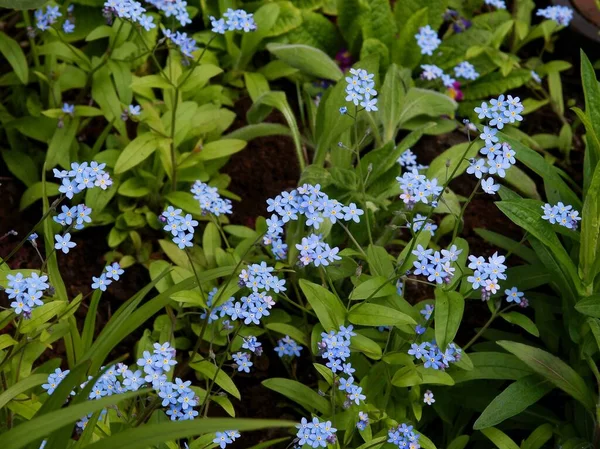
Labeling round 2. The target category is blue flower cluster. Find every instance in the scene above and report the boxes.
[161,206,198,249]
[239,262,286,294]
[210,9,257,34]
[415,25,441,56]
[356,411,369,431]
[242,335,262,354]
[411,244,463,285]
[484,0,506,9]
[344,68,378,111]
[397,169,443,208]
[275,336,302,358]
[296,234,341,267]
[191,180,233,216]
[466,252,507,300]
[42,367,70,394]
[264,184,363,260]
[471,95,524,195]
[213,431,241,449]
[296,417,337,448]
[408,341,462,370]
[145,0,190,27]
[34,5,62,31]
[420,304,434,320]
[537,5,573,26]
[102,0,155,31]
[397,149,428,171]
[541,202,581,230]
[318,325,366,407]
[454,61,479,80]
[53,204,92,230]
[388,423,421,449]
[232,352,253,373]
[54,161,113,198]
[163,30,198,59]
[411,214,438,237]
[6,272,49,317]
[91,262,124,291]
[421,62,478,86]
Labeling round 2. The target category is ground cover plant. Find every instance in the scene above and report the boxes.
[0,1,599,449]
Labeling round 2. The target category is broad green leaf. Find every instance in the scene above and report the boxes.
[0,31,28,84]
[46,118,79,168]
[19,181,60,210]
[115,133,168,174]
[238,3,280,70]
[0,390,144,449]
[481,427,520,449]
[499,311,539,337]
[0,374,47,410]
[366,245,394,277]
[202,222,220,267]
[265,323,309,347]
[452,352,533,383]
[163,191,203,216]
[82,419,295,449]
[393,7,428,69]
[575,295,600,318]
[190,361,241,399]
[0,0,46,8]
[266,43,342,81]
[498,340,595,411]
[580,160,600,285]
[299,279,346,331]
[447,436,469,449]
[392,365,455,387]
[522,424,554,449]
[91,65,127,136]
[348,303,416,327]
[349,276,397,300]
[1,149,38,187]
[198,139,246,161]
[118,177,150,198]
[378,64,408,142]
[474,228,538,264]
[473,375,553,429]
[262,378,331,415]
[351,332,382,360]
[20,301,67,334]
[225,123,291,141]
[464,69,531,100]
[397,88,457,127]
[434,289,464,351]
[503,164,540,199]
[267,1,302,37]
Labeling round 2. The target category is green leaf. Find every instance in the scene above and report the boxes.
[351,332,382,360]
[225,123,291,141]
[0,31,28,84]
[118,177,150,198]
[348,303,416,327]
[190,361,241,399]
[580,51,600,172]
[474,375,553,429]
[202,222,220,267]
[0,374,47,410]
[198,139,246,161]
[392,365,455,387]
[378,64,408,142]
[575,295,600,318]
[266,43,342,81]
[82,419,296,449]
[238,3,280,70]
[452,352,533,383]
[262,378,331,415]
[1,149,38,187]
[427,142,478,184]
[464,69,531,100]
[522,424,554,449]
[497,340,595,411]
[447,436,469,449]
[265,323,309,347]
[0,0,46,8]
[366,245,394,277]
[580,161,600,285]
[434,289,464,351]
[398,88,457,127]
[474,228,538,264]
[115,133,167,174]
[393,7,427,69]
[267,1,302,37]
[19,181,60,210]
[481,427,520,449]
[349,276,397,300]
[20,301,67,334]
[299,279,346,331]
[499,311,539,337]
[0,390,144,449]
[46,117,79,169]
[163,191,203,216]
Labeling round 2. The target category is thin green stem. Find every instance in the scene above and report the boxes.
[353,106,373,245]
[339,222,367,258]
[451,179,481,244]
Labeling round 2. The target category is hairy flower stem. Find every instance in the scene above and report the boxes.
[0,195,64,268]
[353,106,373,245]
[450,179,481,243]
